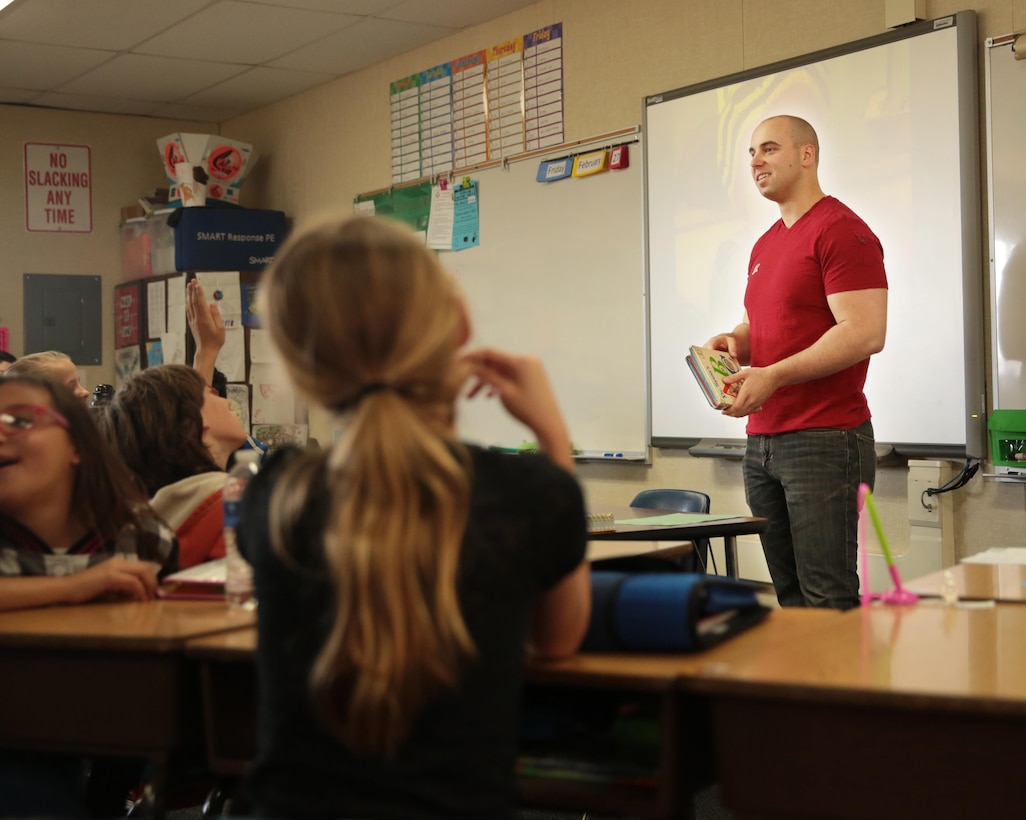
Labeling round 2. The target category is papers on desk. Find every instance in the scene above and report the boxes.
[962,547,1026,565]
[158,558,226,600]
[616,512,741,526]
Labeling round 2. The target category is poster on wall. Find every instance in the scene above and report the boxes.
[23,142,93,233]
[114,283,140,348]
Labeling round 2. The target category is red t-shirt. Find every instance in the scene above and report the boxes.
[744,196,887,435]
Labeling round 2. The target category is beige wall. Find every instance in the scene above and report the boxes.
[2,0,1024,565]
[0,105,210,389]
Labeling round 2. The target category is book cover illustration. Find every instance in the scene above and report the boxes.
[686,346,741,409]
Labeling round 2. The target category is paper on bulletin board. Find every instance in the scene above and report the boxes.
[147,280,167,336]
[427,185,454,249]
[452,181,479,249]
[115,346,141,384]
[226,383,251,433]
[250,362,295,425]
[253,423,308,451]
[160,332,186,365]
[115,283,140,348]
[215,326,246,381]
[167,275,186,331]
[248,328,276,363]
[241,281,260,327]
[427,180,479,250]
[353,182,432,235]
[145,339,163,366]
[196,271,242,328]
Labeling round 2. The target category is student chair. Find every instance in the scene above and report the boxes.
[630,488,712,574]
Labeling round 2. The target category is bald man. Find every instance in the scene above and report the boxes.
[706,115,888,610]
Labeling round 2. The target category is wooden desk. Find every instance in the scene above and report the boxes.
[590,506,767,578]
[906,561,1026,603]
[690,603,1026,819]
[0,600,254,816]
[186,608,836,819]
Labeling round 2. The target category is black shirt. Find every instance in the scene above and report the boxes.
[238,444,586,819]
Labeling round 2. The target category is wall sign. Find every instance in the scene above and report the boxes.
[24,142,93,233]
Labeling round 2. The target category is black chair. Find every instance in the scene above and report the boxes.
[630,488,712,574]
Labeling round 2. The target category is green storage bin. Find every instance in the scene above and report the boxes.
[988,410,1026,466]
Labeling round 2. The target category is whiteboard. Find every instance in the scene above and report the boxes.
[985,36,1026,413]
[645,12,985,459]
[441,144,648,458]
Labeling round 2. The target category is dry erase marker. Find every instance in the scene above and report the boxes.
[603,452,624,458]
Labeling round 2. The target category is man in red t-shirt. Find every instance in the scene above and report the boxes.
[705,115,888,609]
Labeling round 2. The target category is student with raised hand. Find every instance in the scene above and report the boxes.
[0,373,178,612]
[187,276,267,458]
[238,215,590,820]
[104,364,247,569]
[4,350,90,401]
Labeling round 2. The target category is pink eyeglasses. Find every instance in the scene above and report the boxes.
[0,404,70,435]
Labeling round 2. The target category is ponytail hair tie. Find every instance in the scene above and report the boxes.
[355,382,394,401]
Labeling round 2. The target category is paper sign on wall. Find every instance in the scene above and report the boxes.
[24,143,93,233]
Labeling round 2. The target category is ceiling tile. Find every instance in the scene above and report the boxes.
[0,0,213,50]
[248,0,404,14]
[135,0,360,65]
[0,41,114,90]
[270,16,451,74]
[183,66,334,108]
[59,53,248,102]
[31,91,163,116]
[0,86,38,103]
[151,101,242,123]
[384,0,536,28]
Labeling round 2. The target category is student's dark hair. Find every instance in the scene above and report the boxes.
[0,373,150,540]
[105,364,221,496]
[261,214,474,757]
[0,351,16,365]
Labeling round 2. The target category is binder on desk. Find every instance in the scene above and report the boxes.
[583,571,769,652]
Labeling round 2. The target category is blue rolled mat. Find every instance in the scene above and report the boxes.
[582,571,769,652]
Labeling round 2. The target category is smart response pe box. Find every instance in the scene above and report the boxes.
[174,208,286,272]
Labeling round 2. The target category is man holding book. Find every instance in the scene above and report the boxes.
[705,115,887,610]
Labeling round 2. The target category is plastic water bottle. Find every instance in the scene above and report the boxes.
[223,450,260,611]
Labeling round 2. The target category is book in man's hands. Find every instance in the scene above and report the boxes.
[686,345,741,409]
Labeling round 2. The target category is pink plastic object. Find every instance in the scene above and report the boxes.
[858,482,919,606]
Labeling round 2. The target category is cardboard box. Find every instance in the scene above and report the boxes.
[174,208,286,272]
[157,133,258,207]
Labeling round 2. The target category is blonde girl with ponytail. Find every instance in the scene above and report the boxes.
[238,215,589,820]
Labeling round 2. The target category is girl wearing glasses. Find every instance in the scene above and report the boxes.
[0,374,178,612]
[103,364,248,569]
[238,215,590,819]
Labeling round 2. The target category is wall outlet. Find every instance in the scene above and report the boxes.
[907,468,941,528]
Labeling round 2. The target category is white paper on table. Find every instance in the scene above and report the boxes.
[250,362,295,425]
[147,280,167,336]
[215,326,246,382]
[195,271,242,328]
[160,332,186,365]
[167,275,186,331]
[226,383,251,433]
[962,547,1026,565]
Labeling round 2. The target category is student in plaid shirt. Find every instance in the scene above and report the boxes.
[0,373,177,610]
